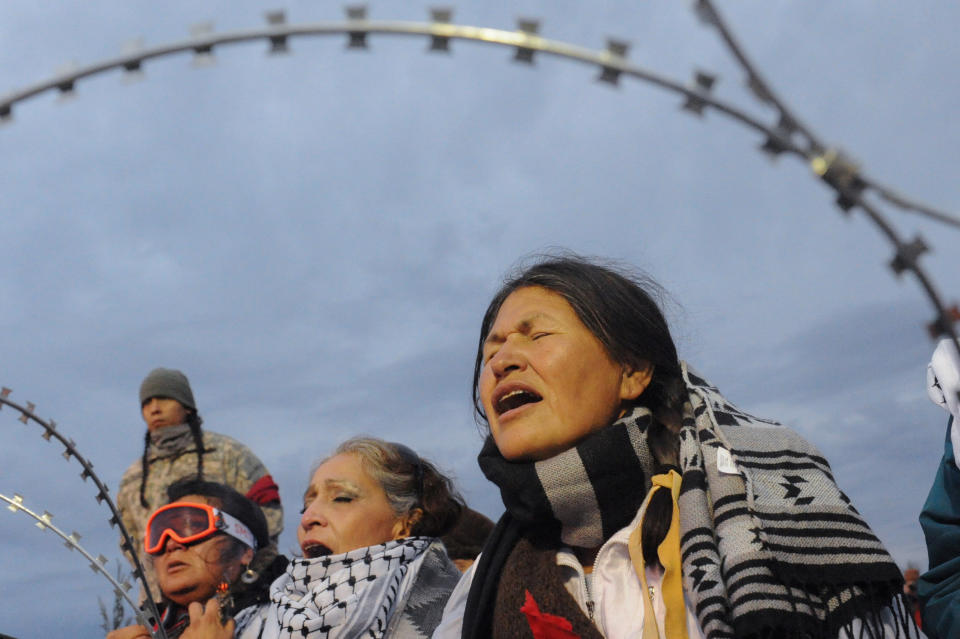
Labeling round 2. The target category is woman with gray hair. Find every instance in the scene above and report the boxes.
[179,437,464,639]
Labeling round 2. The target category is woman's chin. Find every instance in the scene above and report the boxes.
[497,442,556,463]
[162,582,209,607]
[494,429,571,462]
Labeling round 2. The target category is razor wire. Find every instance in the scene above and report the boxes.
[0,388,168,639]
[1,4,955,349]
[0,493,151,633]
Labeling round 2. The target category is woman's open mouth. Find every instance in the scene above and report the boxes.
[494,386,543,417]
[302,542,333,559]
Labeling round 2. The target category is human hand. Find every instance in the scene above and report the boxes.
[179,599,235,639]
[105,624,152,639]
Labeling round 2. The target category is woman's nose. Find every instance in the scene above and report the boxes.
[300,501,326,529]
[490,340,525,378]
[163,535,186,553]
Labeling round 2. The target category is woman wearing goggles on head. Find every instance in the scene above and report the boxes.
[107,478,287,639]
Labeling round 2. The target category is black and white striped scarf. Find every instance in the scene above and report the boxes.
[264,537,429,638]
[478,407,654,549]
[468,364,914,639]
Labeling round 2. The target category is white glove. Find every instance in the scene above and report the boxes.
[927,338,960,470]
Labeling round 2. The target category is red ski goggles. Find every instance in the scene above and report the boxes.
[144,502,257,556]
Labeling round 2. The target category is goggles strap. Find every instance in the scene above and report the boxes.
[215,509,258,551]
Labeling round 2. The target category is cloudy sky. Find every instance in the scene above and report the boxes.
[1,1,957,636]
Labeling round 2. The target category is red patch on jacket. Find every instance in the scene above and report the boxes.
[245,474,281,505]
[521,590,581,639]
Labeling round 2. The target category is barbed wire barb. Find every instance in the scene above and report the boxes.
[265,10,290,55]
[346,6,369,49]
[428,8,453,53]
[513,19,540,64]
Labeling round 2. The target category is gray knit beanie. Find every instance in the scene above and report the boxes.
[139,367,196,410]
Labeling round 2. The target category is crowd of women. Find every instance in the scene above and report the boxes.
[109,253,942,639]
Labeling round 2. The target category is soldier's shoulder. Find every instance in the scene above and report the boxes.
[203,429,250,450]
[204,430,271,480]
[207,429,264,452]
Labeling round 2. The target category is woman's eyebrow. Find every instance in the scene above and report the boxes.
[324,479,360,493]
[484,313,551,345]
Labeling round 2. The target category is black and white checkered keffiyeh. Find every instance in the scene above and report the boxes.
[470,363,915,639]
[264,537,430,638]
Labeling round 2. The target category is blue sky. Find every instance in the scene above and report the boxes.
[1,2,958,636]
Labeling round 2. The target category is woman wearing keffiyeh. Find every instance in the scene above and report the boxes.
[434,254,917,639]
[179,437,464,639]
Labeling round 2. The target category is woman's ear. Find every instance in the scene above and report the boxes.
[391,508,423,539]
[619,362,654,402]
[230,547,255,581]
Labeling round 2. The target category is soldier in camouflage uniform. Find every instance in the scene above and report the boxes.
[117,367,283,603]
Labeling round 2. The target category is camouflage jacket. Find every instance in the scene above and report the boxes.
[117,429,283,602]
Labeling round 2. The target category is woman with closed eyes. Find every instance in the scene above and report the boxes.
[434,253,915,639]
[181,437,464,639]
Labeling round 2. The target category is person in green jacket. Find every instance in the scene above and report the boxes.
[919,338,960,637]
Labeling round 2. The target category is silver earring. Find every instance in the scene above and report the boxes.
[241,566,259,584]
